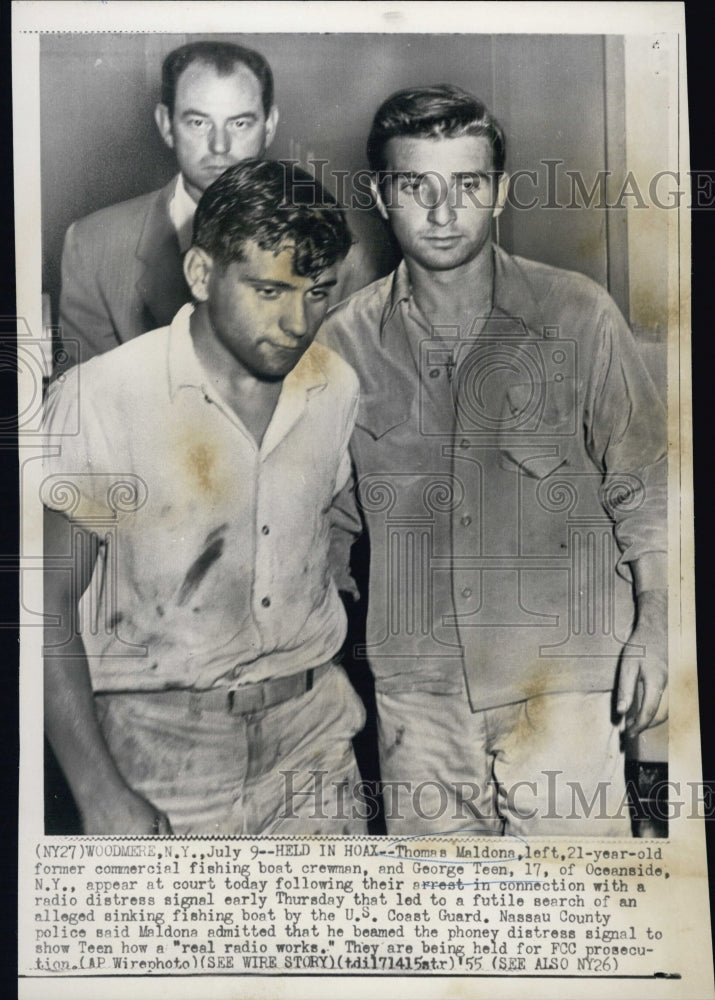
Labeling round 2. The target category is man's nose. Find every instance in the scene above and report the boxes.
[279,297,309,339]
[208,124,230,155]
[426,182,458,226]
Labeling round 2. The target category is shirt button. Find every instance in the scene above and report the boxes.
[429,368,440,378]
[261,525,270,535]
[460,515,472,526]
[461,587,472,599]
[261,597,271,608]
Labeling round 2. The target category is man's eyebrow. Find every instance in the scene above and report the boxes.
[385,170,492,181]
[242,277,338,290]
[453,170,491,180]
[179,108,258,120]
[244,278,295,289]
[384,171,423,181]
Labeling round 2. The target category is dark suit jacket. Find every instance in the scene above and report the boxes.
[59,179,189,365]
[59,176,399,366]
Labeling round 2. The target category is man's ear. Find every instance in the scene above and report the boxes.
[264,105,280,151]
[184,247,213,302]
[154,103,174,151]
[369,173,389,221]
[492,171,510,220]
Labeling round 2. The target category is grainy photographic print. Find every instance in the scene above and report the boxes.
[14,2,712,998]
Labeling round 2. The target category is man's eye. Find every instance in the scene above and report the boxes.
[185,118,209,130]
[255,287,282,300]
[307,289,330,301]
[399,178,422,193]
[228,119,250,131]
[459,175,481,192]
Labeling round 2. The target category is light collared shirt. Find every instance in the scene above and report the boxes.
[320,245,667,709]
[43,304,359,691]
[168,173,198,254]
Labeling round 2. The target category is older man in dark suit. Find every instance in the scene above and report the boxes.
[59,40,390,365]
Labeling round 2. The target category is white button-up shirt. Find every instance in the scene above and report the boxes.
[43,304,359,691]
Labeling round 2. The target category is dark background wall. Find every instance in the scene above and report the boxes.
[41,32,636,331]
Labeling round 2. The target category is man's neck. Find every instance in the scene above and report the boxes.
[407,247,495,337]
[189,305,282,447]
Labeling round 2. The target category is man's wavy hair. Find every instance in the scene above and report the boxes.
[367,84,506,176]
[161,40,274,117]
[192,160,353,278]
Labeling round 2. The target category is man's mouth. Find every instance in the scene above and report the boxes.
[267,340,305,354]
[424,234,462,246]
[203,162,233,174]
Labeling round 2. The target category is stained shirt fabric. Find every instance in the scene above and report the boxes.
[319,245,667,711]
[43,303,359,692]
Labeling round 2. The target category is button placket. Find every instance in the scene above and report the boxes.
[254,462,275,629]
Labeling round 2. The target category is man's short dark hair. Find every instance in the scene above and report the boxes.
[161,41,274,117]
[366,84,506,176]
[193,160,353,278]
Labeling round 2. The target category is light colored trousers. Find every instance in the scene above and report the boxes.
[95,665,367,835]
[376,671,631,837]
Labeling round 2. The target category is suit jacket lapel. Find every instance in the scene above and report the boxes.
[135,179,191,331]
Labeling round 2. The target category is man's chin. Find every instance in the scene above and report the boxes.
[197,167,235,191]
[266,365,294,381]
[409,240,481,271]
[419,251,474,271]
[253,358,303,382]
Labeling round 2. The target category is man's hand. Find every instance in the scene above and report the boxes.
[81,786,173,835]
[616,589,668,738]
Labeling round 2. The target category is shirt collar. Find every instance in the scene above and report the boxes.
[168,173,198,254]
[167,303,205,399]
[491,243,543,327]
[167,302,328,403]
[382,259,412,332]
[380,245,545,338]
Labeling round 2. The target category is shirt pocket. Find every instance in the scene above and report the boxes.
[498,375,582,478]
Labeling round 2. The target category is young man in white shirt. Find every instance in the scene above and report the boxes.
[44,159,366,835]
